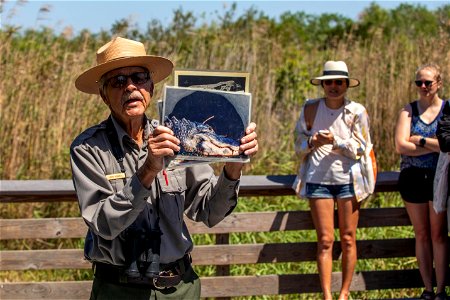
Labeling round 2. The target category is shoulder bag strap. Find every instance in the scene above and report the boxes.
[304,100,320,131]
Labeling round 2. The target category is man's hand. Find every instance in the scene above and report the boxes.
[224,122,258,180]
[138,126,180,188]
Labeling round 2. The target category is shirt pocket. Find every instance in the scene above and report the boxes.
[158,169,187,193]
[157,169,187,224]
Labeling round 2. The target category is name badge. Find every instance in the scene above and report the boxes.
[106,173,126,181]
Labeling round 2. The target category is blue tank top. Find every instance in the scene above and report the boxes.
[400,100,445,170]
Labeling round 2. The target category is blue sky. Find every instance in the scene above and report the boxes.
[2,1,448,34]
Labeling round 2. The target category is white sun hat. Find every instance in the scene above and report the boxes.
[310,60,360,88]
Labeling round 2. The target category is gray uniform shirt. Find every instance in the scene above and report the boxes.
[70,115,240,266]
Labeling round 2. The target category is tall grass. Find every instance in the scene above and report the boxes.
[1,22,449,180]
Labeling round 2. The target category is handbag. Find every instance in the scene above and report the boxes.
[361,143,377,195]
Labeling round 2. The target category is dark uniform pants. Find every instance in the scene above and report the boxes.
[89,266,201,300]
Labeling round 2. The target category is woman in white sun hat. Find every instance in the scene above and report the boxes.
[293,61,374,300]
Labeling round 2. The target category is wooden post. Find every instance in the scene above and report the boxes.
[215,233,230,300]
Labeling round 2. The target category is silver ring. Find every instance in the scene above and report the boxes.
[151,119,160,128]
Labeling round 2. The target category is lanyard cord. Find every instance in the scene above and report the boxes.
[153,179,161,228]
[145,175,162,277]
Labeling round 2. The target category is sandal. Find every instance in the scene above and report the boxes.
[434,291,448,300]
[420,290,435,300]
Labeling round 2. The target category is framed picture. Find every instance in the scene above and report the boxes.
[174,69,250,93]
[162,86,251,168]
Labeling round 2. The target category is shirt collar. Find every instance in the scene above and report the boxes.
[109,114,151,150]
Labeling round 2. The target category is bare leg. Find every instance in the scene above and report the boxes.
[336,197,360,300]
[428,202,448,294]
[404,202,434,292]
[310,198,336,300]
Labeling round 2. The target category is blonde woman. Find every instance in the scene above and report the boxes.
[395,64,447,300]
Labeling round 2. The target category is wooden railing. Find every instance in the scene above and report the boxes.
[1,172,449,299]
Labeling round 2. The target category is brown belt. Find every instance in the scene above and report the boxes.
[93,254,191,289]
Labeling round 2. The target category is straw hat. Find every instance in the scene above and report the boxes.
[310,61,360,88]
[75,37,174,94]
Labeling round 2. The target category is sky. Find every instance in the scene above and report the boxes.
[1,0,448,35]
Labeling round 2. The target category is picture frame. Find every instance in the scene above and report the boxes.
[162,86,251,168]
[174,69,250,93]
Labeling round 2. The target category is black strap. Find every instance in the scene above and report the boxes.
[410,101,419,117]
[94,260,184,288]
[105,116,126,175]
[323,70,348,76]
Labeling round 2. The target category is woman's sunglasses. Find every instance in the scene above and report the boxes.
[414,80,434,88]
[323,79,344,86]
[106,72,150,88]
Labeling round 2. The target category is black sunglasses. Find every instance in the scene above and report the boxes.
[414,80,434,88]
[106,72,150,88]
[323,79,344,86]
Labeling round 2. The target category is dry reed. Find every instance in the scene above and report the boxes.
[1,24,449,180]
[1,11,450,299]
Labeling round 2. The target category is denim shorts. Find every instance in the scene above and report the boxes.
[305,183,355,199]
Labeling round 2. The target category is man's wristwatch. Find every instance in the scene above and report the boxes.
[419,136,426,147]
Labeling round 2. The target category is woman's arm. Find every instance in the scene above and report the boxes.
[395,105,436,156]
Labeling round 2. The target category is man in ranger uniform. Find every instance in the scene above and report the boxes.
[70,37,258,299]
